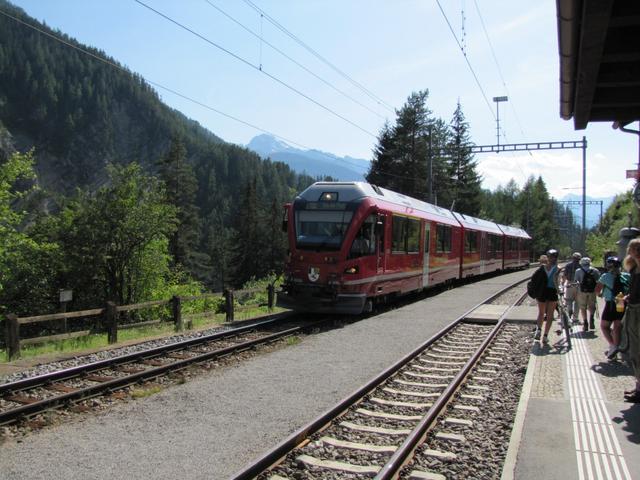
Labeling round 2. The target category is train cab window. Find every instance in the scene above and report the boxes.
[349,215,376,258]
[464,231,478,253]
[436,224,452,253]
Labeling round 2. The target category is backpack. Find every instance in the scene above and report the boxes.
[580,267,596,293]
[611,274,626,296]
[527,267,546,299]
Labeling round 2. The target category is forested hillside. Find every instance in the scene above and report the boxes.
[0,0,322,316]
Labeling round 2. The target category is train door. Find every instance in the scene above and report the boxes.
[422,222,430,288]
[375,214,385,276]
[480,232,487,274]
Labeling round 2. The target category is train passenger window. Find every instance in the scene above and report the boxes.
[464,231,478,253]
[489,234,502,253]
[392,215,406,253]
[349,215,376,258]
[407,218,420,253]
[391,215,420,254]
[436,224,452,253]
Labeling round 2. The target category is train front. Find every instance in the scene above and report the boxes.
[277,183,371,315]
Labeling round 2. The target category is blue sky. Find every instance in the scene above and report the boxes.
[7,0,639,201]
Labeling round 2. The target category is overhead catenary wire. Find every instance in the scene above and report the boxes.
[437,0,529,183]
[472,0,528,142]
[134,0,379,140]
[203,0,387,121]
[242,0,396,114]
[0,8,311,151]
[0,7,383,177]
[434,0,495,122]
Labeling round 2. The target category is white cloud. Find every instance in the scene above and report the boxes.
[477,150,633,199]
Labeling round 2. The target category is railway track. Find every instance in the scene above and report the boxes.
[232,279,532,479]
[0,315,317,426]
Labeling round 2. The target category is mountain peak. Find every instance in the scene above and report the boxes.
[246,134,293,157]
[245,134,370,181]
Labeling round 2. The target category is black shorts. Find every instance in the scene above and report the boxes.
[537,287,558,303]
[601,300,625,321]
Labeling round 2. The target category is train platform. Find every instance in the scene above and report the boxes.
[501,302,640,480]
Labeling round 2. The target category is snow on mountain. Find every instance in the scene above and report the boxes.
[246,134,369,181]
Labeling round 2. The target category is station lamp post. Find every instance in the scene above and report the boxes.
[493,96,508,147]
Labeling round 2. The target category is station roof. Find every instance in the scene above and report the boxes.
[557,0,640,129]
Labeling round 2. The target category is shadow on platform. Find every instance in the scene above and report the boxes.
[612,404,640,445]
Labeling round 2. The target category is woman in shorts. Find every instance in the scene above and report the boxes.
[535,249,560,344]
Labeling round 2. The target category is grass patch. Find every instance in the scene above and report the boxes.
[131,385,163,399]
[286,336,300,346]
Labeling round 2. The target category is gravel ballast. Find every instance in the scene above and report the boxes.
[0,271,530,480]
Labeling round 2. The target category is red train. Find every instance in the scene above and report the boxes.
[278,182,531,314]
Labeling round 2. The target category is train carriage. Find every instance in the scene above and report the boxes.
[497,224,531,269]
[452,212,504,278]
[278,182,530,315]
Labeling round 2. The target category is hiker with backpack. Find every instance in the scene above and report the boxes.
[574,257,601,332]
[562,252,582,322]
[595,256,630,359]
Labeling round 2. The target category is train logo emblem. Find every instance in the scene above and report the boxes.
[308,266,320,282]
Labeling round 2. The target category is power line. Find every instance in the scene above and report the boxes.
[434,0,495,122]
[0,8,307,150]
[0,7,378,176]
[134,0,378,140]
[472,0,528,141]
[203,0,386,120]
[242,0,396,113]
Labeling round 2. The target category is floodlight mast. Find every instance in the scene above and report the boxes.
[493,96,508,148]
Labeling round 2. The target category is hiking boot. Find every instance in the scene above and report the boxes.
[534,329,541,341]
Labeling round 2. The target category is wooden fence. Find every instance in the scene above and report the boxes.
[3,285,276,360]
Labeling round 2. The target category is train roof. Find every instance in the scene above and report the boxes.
[452,212,503,235]
[496,223,531,239]
[300,182,458,224]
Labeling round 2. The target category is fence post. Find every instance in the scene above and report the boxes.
[224,289,234,322]
[172,295,183,332]
[6,313,20,360]
[105,301,118,344]
[267,284,275,311]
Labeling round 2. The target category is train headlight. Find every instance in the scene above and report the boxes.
[344,266,358,274]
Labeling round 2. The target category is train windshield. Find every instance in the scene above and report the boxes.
[295,209,354,250]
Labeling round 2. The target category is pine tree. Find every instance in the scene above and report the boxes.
[366,122,396,187]
[230,179,261,286]
[366,91,431,200]
[444,102,482,214]
[157,137,201,274]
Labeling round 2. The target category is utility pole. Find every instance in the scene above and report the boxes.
[582,136,587,252]
[428,124,433,204]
